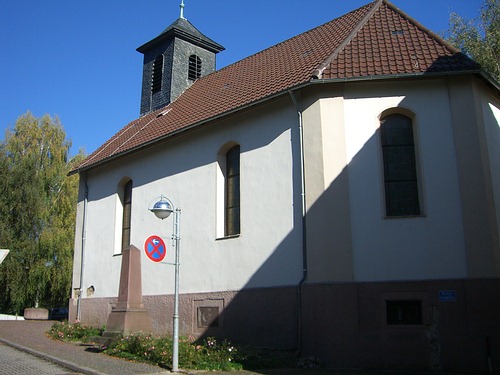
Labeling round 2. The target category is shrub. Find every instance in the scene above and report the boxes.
[48,321,103,343]
[104,334,242,371]
[49,322,295,371]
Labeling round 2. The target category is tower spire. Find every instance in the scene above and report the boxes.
[180,0,185,19]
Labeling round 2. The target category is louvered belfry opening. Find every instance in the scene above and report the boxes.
[188,55,201,81]
[151,55,164,94]
[137,17,224,116]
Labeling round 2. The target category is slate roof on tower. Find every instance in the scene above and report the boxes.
[72,0,481,173]
[137,17,225,54]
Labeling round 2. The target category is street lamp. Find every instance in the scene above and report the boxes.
[149,195,181,372]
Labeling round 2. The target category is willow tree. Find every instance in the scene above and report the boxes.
[0,112,85,314]
[446,0,499,82]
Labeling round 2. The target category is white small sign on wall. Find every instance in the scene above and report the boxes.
[0,249,10,265]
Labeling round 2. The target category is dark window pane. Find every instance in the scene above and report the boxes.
[383,145,417,181]
[197,307,219,328]
[381,115,420,216]
[381,115,414,146]
[385,181,420,216]
[225,146,240,236]
[121,180,133,251]
[386,300,422,325]
[226,207,240,235]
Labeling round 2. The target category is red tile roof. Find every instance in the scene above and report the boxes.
[73,0,480,173]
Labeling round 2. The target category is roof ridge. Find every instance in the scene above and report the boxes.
[212,4,374,79]
[312,0,382,79]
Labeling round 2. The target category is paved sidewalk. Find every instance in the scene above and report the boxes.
[0,321,322,375]
[0,320,168,375]
[0,341,77,374]
[0,320,473,375]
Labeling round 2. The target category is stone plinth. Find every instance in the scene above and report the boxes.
[105,245,152,335]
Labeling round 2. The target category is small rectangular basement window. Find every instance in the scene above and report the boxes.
[197,306,219,328]
[386,300,422,325]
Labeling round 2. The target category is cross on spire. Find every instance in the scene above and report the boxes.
[180,0,185,19]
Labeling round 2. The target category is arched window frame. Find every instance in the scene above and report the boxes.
[216,143,240,238]
[114,178,133,255]
[188,54,202,81]
[379,110,422,217]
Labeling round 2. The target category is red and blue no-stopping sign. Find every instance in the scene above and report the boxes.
[144,235,166,262]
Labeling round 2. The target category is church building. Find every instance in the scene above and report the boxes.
[69,0,500,372]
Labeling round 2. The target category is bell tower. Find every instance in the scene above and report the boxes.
[137,1,224,116]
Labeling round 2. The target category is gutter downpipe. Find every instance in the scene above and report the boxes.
[288,89,308,356]
[76,172,88,322]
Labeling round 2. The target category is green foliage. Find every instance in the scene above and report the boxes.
[48,321,296,371]
[0,112,86,314]
[446,0,500,82]
[48,321,104,342]
[105,334,243,371]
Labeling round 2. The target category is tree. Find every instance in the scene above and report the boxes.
[0,112,85,314]
[446,0,500,82]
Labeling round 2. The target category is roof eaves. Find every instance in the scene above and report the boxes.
[309,69,500,97]
[137,18,224,53]
[312,0,382,79]
[477,70,500,93]
[310,69,484,84]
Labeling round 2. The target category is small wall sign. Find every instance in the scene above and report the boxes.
[439,290,456,302]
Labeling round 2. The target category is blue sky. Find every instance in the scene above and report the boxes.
[0,0,483,156]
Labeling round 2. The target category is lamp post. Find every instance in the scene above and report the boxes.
[149,195,181,372]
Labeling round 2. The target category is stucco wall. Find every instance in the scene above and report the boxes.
[303,79,469,283]
[72,96,304,301]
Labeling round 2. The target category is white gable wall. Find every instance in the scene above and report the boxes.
[73,96,304,299]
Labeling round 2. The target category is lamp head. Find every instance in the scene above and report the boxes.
[150,196,174,220]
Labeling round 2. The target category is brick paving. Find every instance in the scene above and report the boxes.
[0,320,168,375]
[0,342,77,375]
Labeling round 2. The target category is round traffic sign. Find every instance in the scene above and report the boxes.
[144,235,166,262]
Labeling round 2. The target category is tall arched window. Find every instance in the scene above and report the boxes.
[217,144,240,238]
[121,180,133,251]
[380,114,420,217]
[151,55,163,94]
[225,145,240,236]
[188,55,202,81]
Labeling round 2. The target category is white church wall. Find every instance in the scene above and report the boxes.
[340,79,467,282]
[75,97,304,299]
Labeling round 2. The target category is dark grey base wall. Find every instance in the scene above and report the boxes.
[69,279,500,374]
[69,286,298,348]
[301,279,500,374]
